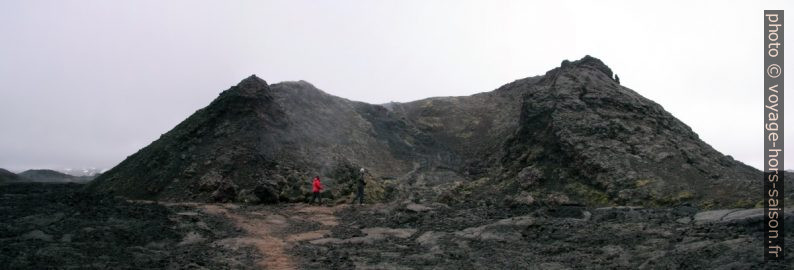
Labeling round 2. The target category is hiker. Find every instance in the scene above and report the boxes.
[353,168,366,204]
[311,176,323,204]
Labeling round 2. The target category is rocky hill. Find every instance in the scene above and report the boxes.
[89,56,774,208]
[88,76,428,203]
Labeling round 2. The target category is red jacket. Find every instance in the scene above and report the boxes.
[312,177,323,193]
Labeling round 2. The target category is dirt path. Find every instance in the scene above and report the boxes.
[196,203,341,270]
[128,200,346,269]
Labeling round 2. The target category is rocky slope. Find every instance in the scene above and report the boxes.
[89,56,772,208]
[464,56,763,207]
[87,77,422,203]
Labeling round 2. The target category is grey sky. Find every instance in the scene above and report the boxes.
[0,0,791,172]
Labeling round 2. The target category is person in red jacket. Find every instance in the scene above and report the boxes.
[311,176,323,204]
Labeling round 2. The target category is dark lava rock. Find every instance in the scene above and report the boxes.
[88,56,777,208]
[0,183,257,269]
[291,203,793,269]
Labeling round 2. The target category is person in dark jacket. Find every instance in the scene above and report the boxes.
[311,176,323,204]
[353,168,366,204]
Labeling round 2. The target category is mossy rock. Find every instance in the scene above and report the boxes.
[699,199,717,210]
[730,198,755,209]
[564,182,610,205]
[362,177,387,203]
[634,179,653,188]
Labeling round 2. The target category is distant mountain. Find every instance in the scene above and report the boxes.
[59,168,104,177]
[18,169,93,183]
[89,56,776,207]
[0,168,22,183]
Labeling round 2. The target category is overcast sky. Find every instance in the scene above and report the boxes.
[0,0,791,172]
